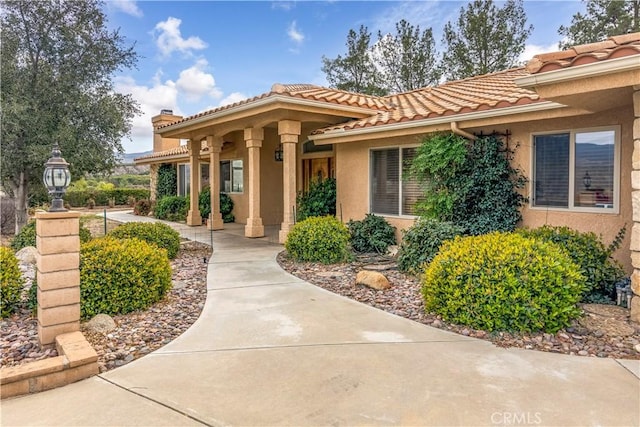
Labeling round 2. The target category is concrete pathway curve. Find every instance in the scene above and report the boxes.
[2,212,639,426]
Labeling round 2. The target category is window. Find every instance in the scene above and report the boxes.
[221,160,243,193]
[533,127,618,211]
[178,164,190,197]
[370,147,421,216]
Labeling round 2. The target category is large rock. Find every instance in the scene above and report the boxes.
[632,270,640,296]
[356,270,391,290]
[85,314,117,334]
[631,296,640,324]
[15,246,37,265]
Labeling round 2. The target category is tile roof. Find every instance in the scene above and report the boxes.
[135,145,211,161]
[312,68,540,134]
[156,83,393,130]
[525,32,640,74]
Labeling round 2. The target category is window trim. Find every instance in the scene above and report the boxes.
[368,145,420,219]
[530,125,620,214]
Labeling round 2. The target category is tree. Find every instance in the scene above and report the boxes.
[375,20,441,93]
[558,0,640,49]
[1,0,139,233]
[441,0,533,81]
[321,26,387,96]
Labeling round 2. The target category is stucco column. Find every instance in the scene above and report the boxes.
[244,127,265,238]
[630,85,640,322]
[36,211,81,346]
[207,136,224,230]
[149,163,158,202]
[278,120,301,244]
[186,139,202,226]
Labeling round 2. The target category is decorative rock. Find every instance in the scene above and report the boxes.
[316,271,345,278]
[15,246,37,265]
[578,350,589,356]
[85,314,117,334]
[356,270,391,290]
[631,296,640,323]
[387,245,399,257]
[632,270,640,296]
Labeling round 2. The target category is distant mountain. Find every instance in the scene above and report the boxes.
[118,150,152,165]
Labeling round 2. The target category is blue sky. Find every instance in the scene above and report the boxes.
[104,0,585,153]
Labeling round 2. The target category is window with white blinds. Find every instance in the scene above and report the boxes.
[533,127,618,212]
[370,147,421,216]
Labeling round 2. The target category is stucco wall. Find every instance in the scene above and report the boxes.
[335,105,633,272]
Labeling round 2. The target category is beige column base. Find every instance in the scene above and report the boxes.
[208,213,224,230]
[245,218,265,238]
[186,210,202,226]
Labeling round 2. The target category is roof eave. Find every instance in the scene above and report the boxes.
[309,101,565,143]
[515,55,640,88]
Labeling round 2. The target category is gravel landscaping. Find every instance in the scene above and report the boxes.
[1,241,210,373]
[277,251,640,360]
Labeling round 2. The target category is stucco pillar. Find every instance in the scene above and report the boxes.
[207,136,224,230]
[278,120,301,244]
[186,139,202,226]
[36,211,81,347]
[244,127,265,238]
[149,163,158,202]
[630,85,640,323]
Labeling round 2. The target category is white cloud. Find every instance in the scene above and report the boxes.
[153,17,207,57]
[372,2,449,36]
[109,0,143,17]
[176,59,223,101]
[272,2,295,11]
[519,42,560,63]
[219,92,248,107]
[287,20,304,44]
[115,73,179,151]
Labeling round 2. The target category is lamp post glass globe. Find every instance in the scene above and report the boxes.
[43,144,71,212]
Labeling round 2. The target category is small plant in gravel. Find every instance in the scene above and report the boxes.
[10,220,91,251]
[517,225,626,304]
[397,218,465,275]
[108,222,181,259]
[0,247,25,318]
[285,216,350,264]
[423,232,586,333]
[80,237,172,318]
[348,214,396,254]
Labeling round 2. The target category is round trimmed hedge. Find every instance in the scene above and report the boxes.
[0,247,24,318]
[285,216,350,264]
[108,222,181,259]
[80,237,172,318]
[422,232,586,333]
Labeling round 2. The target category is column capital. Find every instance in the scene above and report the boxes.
[244,127,264,142]
[278,120,301,136]
[187,139,202,152]
[206,135,224,153]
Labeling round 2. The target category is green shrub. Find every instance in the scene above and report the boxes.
[11,220,91,251]
[397,218,465,275]
[199,186,211,219]
[347,214,396,254]
[0,247,25,318]
[80,237,172,318]
[423,232,586,333]
[156,164,177,199]
[155,196,188,222]
[285,216,350,264]
[517,226,625,303]
[296,178,336,222]
[220,192,235,223]
[133,199,152,216]
[109,222,181,259]
[65,188,150,207]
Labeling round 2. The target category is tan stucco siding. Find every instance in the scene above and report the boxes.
[260,128,284,226]
[335,105,633,271]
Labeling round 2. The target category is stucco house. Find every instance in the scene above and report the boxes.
[135,33,640,273]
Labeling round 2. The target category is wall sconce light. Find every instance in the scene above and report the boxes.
[43,144,71,212]
[583,171,591,190]
[274,144,284,162]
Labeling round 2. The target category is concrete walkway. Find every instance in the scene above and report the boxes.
[2,212,639,426]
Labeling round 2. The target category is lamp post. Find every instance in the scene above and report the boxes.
[43,144,71,212]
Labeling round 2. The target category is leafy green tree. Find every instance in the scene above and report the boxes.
[558,0,640,49]
[1,0,139,233]
[375,20,441,93]
[441,0,533,80]
[321,26,387,96]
